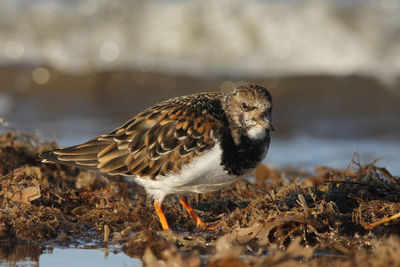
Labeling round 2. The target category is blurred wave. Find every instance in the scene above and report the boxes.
[1,0,400,81]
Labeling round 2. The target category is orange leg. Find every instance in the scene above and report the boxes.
[154,199,170,231]
[179,196,214,230]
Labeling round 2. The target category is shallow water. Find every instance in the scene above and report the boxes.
[2,247,141,267]
[269,136,400,174]
[40,248,141,267]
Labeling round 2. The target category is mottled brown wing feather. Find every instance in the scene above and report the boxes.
[40,95,222,179]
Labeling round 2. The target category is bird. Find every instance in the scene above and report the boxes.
[40,84,275,231]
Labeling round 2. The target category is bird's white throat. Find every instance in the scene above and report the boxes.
[247,125,267,140]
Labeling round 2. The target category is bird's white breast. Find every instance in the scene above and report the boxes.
[133,143,239,201]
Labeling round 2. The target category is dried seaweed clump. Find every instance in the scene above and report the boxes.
[0,130,153,262]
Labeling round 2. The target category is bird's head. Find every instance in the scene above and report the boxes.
[224,84,274,142]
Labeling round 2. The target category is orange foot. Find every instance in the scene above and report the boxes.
[153,197,216,231]
[179,196,215,231]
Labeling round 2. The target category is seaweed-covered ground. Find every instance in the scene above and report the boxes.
[1,130,400,266]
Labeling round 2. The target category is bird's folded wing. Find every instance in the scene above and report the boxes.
[40,101,221,179]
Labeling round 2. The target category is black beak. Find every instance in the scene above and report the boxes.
[255,117,275,131]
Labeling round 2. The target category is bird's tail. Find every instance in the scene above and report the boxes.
[39,138,113,169]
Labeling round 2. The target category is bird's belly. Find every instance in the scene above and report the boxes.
[173,166,239,194]
[132,144,240,200]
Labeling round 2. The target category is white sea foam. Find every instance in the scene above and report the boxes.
[1,0,400,82]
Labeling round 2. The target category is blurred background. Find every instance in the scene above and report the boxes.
[0,0,399,173]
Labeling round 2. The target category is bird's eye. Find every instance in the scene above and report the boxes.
[242,102,249,110]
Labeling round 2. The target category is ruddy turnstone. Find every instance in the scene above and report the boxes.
[40,84,274,231]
